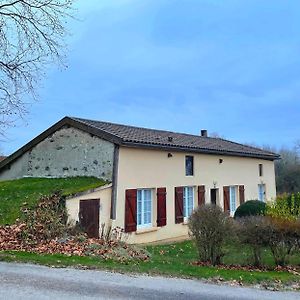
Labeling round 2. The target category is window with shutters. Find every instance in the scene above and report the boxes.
[183,186,194,219]
[185,156,194,176]
[258,184,266,202]
[229,186,237,215]
[137,189,152,228]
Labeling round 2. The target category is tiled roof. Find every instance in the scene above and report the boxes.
[71,117,279,160]
[0,117,279,170]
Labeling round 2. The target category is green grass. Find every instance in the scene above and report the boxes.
[1,240,299,285]
[0,177,107,225]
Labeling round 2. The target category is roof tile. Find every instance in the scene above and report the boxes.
[72,117,278,159]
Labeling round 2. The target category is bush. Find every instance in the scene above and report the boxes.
[235,216,270,267]
[236,214,300,267]
[266,217,300,266]
[234,200,266,219]
[264,193,300,265]
[266,193,300,221]
[19,192,69,243]
[188,205,232,265]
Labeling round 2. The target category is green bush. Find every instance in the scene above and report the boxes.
[188,205,233,265]
[266,193,300,221]
[234,200,266,219]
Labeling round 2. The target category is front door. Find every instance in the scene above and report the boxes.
[79,199,100,238]
[210,189,217,205]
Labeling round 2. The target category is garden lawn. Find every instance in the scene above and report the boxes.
[0,177,106,225]
[1,240,300,285]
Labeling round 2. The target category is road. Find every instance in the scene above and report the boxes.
[0,262,299,300]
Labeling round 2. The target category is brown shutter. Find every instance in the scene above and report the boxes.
[239,185,245,205]
[125,189,137,232]
[175,186,184,224]
[157,187,167,227]
[223,186,230,213]
[198,185,205,206]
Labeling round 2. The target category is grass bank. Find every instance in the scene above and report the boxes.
[0,177,106,225]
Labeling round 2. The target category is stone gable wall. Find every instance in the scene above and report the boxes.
[0,126,115,181]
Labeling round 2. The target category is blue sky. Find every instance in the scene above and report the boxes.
[1,0,300,154]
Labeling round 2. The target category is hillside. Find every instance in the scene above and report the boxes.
[0,177,107,225]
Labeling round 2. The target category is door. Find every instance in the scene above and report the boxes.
[79,199,100,238]
[210,188,217,205]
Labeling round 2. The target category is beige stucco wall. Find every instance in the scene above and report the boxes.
[113,146,276,244]
[66,185,112,234]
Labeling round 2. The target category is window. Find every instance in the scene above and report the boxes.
[185,156,194,176]
[183,186,194,218]
[229,186,237,215]
[259,164,263,177]
[258,184,266,202]
[137,189,152,228]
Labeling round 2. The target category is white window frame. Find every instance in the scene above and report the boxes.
[137,189,152,229]
[183,186,194,220]
[258,184,266,202]
[229,186,237,216]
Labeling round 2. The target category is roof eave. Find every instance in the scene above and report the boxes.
[121,141,280,161]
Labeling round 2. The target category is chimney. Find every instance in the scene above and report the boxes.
[201,130,208,137]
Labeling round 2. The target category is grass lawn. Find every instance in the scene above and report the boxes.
[1,240,300,286]
[0,177,106,225]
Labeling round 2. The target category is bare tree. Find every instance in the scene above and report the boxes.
[0,0,74,134]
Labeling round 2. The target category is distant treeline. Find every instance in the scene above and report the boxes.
[275,147,300,194]
[261,141,300,195]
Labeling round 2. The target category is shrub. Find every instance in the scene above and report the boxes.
[266,193,300,221]
[264,193,300,265]
[188,205,233,265]
[234,200,266,219]
[235,216,270,267]
[265,217,300,266]
[19,192,69,243]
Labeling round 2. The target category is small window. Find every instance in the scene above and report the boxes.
[185,156,194,176]
[183,186,194,218]
[137,189,152,228]
[259,164,263,177]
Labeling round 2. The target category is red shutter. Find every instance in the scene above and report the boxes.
[157,187,167,227]
[239,185,245,205]
[175,186,184,224]
[198,185,205,206]
[125,189,137,232]
[223,186,230,213]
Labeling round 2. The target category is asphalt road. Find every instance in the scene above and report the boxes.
[0,262,299,300]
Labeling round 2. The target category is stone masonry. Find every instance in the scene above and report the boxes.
[0,126,115,181]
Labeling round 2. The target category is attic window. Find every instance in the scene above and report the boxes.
[185,156,194,176]
[259,164,263,177]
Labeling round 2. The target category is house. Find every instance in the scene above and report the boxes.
[0,116,279,244]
